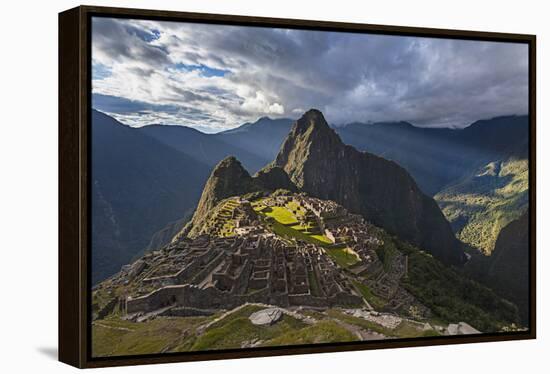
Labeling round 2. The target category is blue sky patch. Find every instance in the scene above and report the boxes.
[92,63,112,80]
[128,25,161,43]
[173,63,229,77]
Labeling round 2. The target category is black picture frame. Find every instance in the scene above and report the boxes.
[59,5,536,368]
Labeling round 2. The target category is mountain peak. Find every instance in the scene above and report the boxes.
[274,109,344,176]
[213,155,246,175]
[180,156,254,238]
[294,108,331,133]
[184,155,298,238]
[273,109,465,265]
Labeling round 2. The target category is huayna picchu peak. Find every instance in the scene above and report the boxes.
[272,109,466,265]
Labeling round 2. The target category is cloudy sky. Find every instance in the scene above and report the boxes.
[91,17,529,132]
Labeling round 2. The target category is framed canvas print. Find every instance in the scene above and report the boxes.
[58,5,536,368]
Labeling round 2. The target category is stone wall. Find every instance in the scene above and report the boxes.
[126,281,362,315]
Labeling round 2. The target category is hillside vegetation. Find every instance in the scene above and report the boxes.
[435,158,528,254]
[393,235,520,331]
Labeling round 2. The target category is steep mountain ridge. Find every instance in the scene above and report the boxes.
[486,212,529,324]
[271,109,465,265]
[91,110,211,283]
[462,212,530,324]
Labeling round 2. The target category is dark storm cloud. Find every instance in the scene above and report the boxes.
[91,17,528,130]
[92,93,181,114]
[92,18,170,66]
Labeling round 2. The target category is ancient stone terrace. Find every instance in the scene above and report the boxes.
[297,195,346,219]
[123,232,363,315]
[109,193,429,320]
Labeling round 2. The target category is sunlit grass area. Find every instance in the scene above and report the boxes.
[325,246,360,267]
[270,220,332,247]
[263,206,298,225]
[253,198,333,245]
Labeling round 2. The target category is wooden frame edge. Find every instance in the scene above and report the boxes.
[59,6,81,368]
[528,34,536,340]
[59,5,89,368]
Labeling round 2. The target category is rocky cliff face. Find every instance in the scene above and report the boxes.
[272,109,465,265]
[486,211,529,324]
[253,165,297,192]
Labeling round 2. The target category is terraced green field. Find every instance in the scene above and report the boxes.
[253,198,332,245]
[269,220,332,246]
[263,205,298,225]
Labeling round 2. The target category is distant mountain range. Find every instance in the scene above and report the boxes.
[138,124,269,174]
[91,109,528,283]
[91,110,211,284]
[337,115,528,196]
[180,114,528,198]
[216,117,295,165]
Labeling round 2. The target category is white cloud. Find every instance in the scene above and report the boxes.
[240,91,284,115]
[91,17,529,131]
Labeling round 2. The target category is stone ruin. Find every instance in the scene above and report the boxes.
[123,233,364,316]
[100,193,430,321]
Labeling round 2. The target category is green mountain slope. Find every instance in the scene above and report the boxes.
[462,212,530,325]
[393,235,520,331]
[435,157,528,254]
